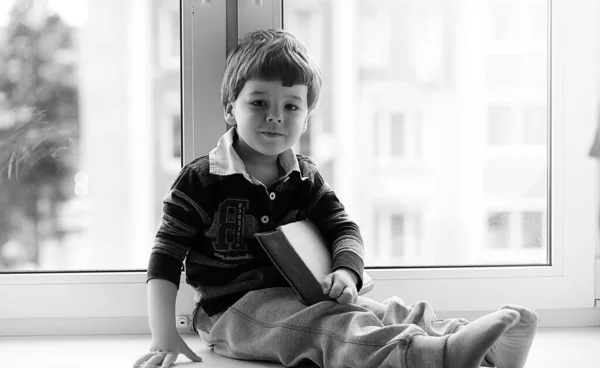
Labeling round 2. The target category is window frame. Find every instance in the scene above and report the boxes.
[1,0,599,336]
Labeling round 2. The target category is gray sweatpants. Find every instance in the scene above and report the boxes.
[194,287,469,368]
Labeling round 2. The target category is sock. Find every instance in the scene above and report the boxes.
[485,305,538,368]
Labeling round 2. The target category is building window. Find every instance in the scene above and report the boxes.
[370,208,422,265]
[160,95,182,172]
[523,211,543,248]
[373,110,421,164]
[487,212,510,248]
[390,113,405,157]
[159,5,179,69]
[486,210,545,249]
[390,214,405,258]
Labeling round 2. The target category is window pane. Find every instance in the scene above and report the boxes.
[284,0,548,267]
[0,0,181,271]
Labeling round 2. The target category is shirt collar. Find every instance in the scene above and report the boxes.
[209,127,302,179]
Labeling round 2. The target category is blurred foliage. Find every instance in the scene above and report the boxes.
[0,0,79,269]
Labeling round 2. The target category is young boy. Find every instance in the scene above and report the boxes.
[133,29,538,368]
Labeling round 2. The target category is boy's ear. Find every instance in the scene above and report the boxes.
[302,115,310,133]
[224,103,236,126]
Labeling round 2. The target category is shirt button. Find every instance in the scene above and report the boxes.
[269,192,276,200]
[261,216,269,224]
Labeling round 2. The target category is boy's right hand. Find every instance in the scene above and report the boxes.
[132,332,202,368]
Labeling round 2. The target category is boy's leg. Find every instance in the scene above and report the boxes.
[195,287,518,368]
[358,296,538,368]
[355,296,469,337]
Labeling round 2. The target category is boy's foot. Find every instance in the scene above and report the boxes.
[483,305,539,368]
[442,309,520,368]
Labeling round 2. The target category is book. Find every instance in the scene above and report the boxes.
[254,219,374,305]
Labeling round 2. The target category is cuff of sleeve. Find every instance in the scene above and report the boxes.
[332,251,364,292]
[146,252,183,289]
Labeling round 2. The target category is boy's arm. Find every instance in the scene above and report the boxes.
[147,278,179,336]
[146,164,207,328]
[306,167,365,292]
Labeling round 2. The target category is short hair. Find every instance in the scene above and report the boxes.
[221,29,322,112]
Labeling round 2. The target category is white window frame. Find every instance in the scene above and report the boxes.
[1,0,598,336]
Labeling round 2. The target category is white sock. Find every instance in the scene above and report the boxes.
[485,305,538,368]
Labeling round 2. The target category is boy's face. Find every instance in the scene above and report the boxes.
[225,79,309,160]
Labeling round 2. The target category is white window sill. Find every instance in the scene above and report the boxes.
[2,328,600,368]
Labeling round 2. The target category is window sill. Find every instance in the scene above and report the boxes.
[1,328,599,368]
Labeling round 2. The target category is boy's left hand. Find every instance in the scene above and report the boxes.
[321,268,359,304]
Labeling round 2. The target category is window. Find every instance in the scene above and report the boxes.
[0,0,181,272]
[2,0,598,335]
[159,93,182,172]
[282,0,596,312]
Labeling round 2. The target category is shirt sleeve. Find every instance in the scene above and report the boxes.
[146,164,207,289]
[305,163,365,292]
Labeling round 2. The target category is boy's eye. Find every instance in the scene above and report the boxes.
[251,101,266,107]
[285,104,299,111]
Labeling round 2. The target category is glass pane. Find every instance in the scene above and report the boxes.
[284,0,548,267]
[0,0,181,271]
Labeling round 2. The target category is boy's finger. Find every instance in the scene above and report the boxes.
[328,276,344,299]
[181,344,203,362]
[321,273,334,293]
[338,287,355,304]
[160,353,178,368]
[132,352,154,367]
[145,354,166,368]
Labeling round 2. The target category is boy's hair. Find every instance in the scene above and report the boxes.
[221,29,322,112]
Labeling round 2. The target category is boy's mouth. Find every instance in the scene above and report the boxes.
[261,132,284,138]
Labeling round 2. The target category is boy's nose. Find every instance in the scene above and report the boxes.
[266,116,283,123]
[266,109,283,123]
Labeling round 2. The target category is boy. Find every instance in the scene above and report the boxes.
[133,29,538,368]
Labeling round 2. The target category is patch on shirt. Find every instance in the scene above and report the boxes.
[209,198,251,256]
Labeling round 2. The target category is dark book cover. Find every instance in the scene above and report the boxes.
[254,220,373,305]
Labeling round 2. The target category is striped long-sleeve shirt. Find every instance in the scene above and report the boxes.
[147,127,365,318]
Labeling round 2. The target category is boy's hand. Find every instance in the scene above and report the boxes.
[133,332,202,368]
[321,267,359,304]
